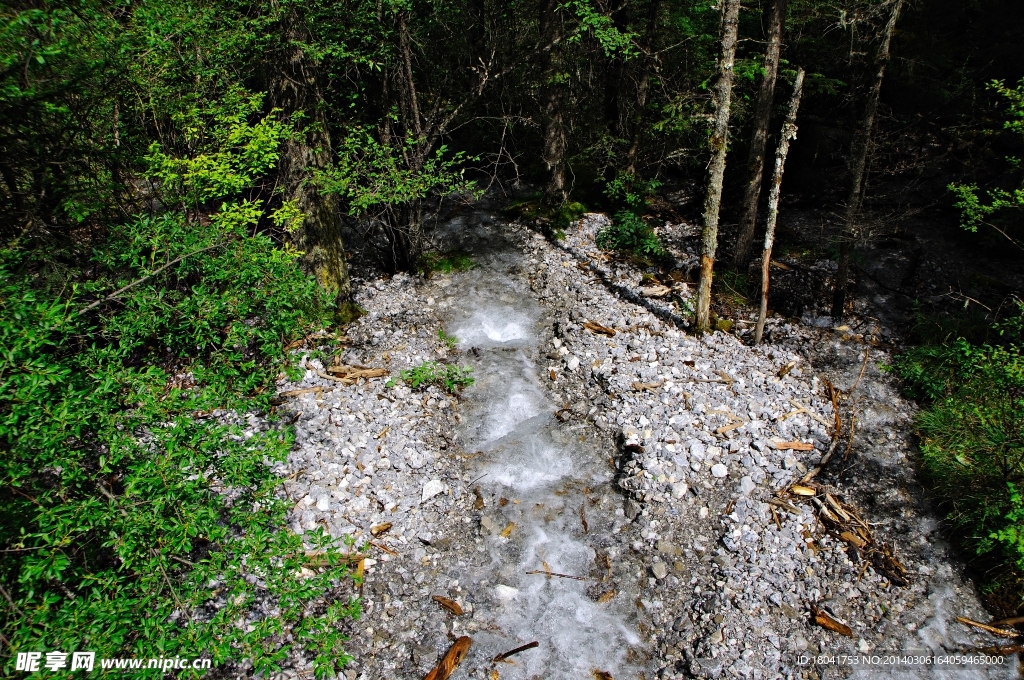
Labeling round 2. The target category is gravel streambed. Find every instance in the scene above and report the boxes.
[268,208,1011,679]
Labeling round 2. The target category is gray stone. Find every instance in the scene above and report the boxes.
[710,463,728,478]
[624,499,642,520]
[738,476,756,495]
[421,479,445,502]
[651,561,668,579]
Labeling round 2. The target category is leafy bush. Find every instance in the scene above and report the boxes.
[438,328,458,349]
[597,210,666,257]
[0,94,358,677]
[894,301,1024,581]
[418,251,475,275]
[948,79,1024,245]
[604,172,662,209]
[388,361,474,393]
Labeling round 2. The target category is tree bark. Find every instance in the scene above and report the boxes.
[831,0,905,319]
[269,8,351,307]
[694,0,742,334]
[625,0,661,176]
[733,0,787,270]
[755,67,804,345]
[603,0,628,138]
[539,0,567,207]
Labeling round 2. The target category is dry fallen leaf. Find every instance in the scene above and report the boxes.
[592,671,613,680]
[811,605,853,637]
[472,487,485,510]
[777,361,797,378]
[500,522,517,538]
[597,590,617,603]
[423,636,472,680]
[370,522,392,537]
[790,485,817,496]
[582,320,616,336]
[839,530,867,548]
[431,595,464,616]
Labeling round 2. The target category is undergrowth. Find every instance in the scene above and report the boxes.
[388,361,474,393]
[418,251,474,275]
[596,210,665,259]
[0,92,359,677]
[894,299,1024,604]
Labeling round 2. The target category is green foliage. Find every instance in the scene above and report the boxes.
[948,80,1024,240]
[0,95,358,677]
[388,361,474,393]
[317,130,478,216]
[418,251,475,275]
[438,328,458,349]
[894,301,1024,582]
[596,210,666,257]
[563,1,637,57]
[604,173,663,209]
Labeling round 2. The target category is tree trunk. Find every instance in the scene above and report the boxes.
[755,67,804,345]
[625,0,661,175]
[831,0,904,319]
[694,0,742,334]
[540,0,567,207]
[603,0,628,138]
[269,9,351,307]
[733,0,787,270]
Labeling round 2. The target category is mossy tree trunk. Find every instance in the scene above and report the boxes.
[269,7,352,310]
[733,0,787,271]
[694,0,742,334]
[539,0,567,208]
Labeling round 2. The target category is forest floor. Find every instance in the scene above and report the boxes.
[265,195,1015,679]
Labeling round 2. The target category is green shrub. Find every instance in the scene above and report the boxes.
[388,361,474,393]
[418,251,475,275]
[596,210,666,257]
[0,94,358,678]
[438,328,458,349]
[895,301,1024,582]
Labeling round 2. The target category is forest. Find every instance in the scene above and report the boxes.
[2,0,1023,676]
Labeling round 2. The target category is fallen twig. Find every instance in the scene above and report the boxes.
[493,641,539,663]
[631,381,664,392]
[526,569,588,581]
[956,617,1020,638]
[583,320,616,336]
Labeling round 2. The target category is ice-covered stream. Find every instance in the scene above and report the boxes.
[443,243,644,677]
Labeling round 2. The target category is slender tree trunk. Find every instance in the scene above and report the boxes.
[625,0,661,175]
[831,0,904,319]
[269,9,351,307]
[604,0,628,137]
[694,0,742,334]
[733,0,787,270]
[755,67,804,345]
[540,0,567,207]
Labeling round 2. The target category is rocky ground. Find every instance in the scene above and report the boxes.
[266,203,1014,679]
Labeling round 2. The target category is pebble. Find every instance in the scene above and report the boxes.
[421,479,445,502]
[260,204,1000,680]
